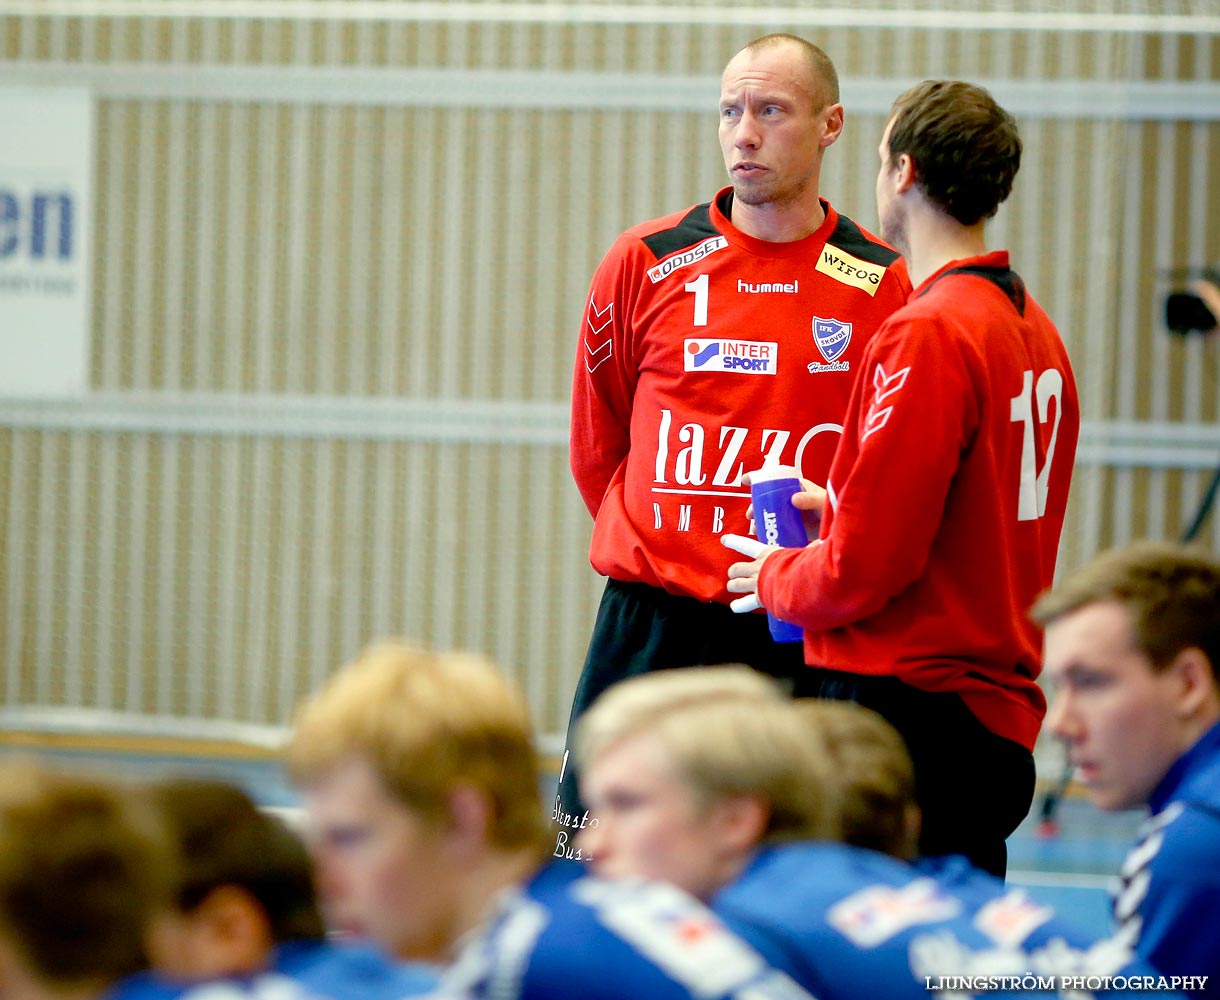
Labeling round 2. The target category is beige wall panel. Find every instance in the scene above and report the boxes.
[1,425,594,732]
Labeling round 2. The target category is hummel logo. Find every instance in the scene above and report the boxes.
[585,337,612,372]
[873,363,910,402]
[585,296,614,372]
[587,296,613,337]
[862,405,893,440]
[862,363,911,440]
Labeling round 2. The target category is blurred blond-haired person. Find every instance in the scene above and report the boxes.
[577,666,1179,1000]
[286,640,814,1000]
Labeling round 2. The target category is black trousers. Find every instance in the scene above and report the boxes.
[555,578,807,819]
[794,667,1035,879]
[556,580,1033,880]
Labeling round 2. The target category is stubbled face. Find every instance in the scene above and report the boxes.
[875,116,908,257]
[579,729,742,900]
[718,42,836,210]
[1043,601,1188,811]
[302,757,453,960]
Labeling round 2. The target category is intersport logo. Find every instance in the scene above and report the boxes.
[684,339,777,375]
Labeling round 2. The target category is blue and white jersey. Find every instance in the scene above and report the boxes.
[712,842,1191,1000]
[1114,720,1220,995]
[110,942,436,1000]
[111,971,318,1000]
[433,860,813,1000]
[274,939,439,999]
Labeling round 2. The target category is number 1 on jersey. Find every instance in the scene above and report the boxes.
[685,273,709,327]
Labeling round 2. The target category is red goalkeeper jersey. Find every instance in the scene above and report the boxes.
[570,188,911,603]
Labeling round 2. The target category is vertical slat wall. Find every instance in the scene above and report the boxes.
[1,1,1218,749]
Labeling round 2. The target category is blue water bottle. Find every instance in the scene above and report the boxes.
[749,464,807,644]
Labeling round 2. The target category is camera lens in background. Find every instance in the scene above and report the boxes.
[1165,292,1218,336]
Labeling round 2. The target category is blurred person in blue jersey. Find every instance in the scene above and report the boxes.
[794,698,921,859]
[1034,541,1220,995]
[285,640,815,1000]
[0,761,316,1000]
[0,760,174,1000]
[146,777,436,998]
[576,667,1194,999]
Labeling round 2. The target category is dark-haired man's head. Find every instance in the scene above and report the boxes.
[146,778,324,980]
[876,80,1021,255]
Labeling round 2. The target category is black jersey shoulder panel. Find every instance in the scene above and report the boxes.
[825,214,902,267]
[921,265,1027,316]
[641,203,719,260]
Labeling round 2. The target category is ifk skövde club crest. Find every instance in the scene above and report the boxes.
[812,317,852,363]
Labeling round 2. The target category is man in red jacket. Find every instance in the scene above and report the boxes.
[560,33,911,822]
[727,80,1080,878]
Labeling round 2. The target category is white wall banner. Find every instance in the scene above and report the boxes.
[0,88,93,397]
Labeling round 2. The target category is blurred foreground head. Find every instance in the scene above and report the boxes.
[794,700,920,860]
[145,778,324,980]
[0,761,173,1000]
[576,665,836,898]
[287,640,548,960]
